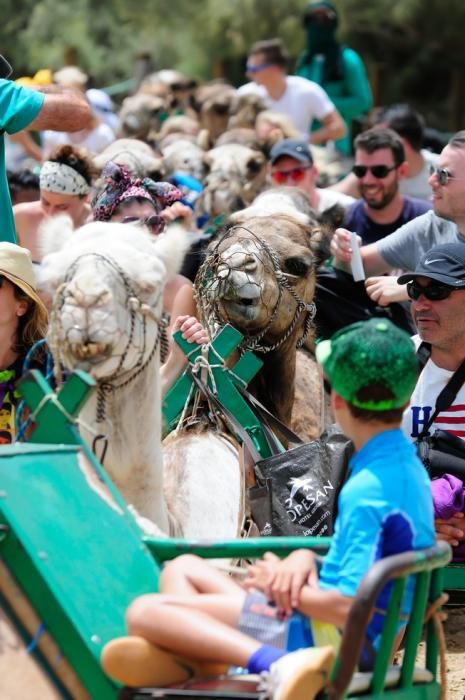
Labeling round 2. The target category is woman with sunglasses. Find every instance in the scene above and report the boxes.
[92,162,199,360]
[296,0,372,157]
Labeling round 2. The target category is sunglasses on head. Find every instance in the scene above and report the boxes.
[406,281,456,301]
[246,62,274,74]
[428,164,465,186]
[122,214,165,235]
[352,164,397,179]
[271,165,311,184]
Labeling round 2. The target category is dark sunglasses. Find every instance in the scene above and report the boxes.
[246,62,274,74]
[428,164,465,186]
[352,164,397,179]
[406,281,456,301]
[122,214,165,235]
[271,165,311,184]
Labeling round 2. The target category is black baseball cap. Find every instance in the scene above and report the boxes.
[269,139,313,166]
[0,55,12,79]
[398,243,465,288]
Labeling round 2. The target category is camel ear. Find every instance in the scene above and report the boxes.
[151,224,191,279]
[306,223,333,267]
[38,214,75,258]
[246,152,265,177]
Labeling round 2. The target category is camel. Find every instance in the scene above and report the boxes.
[195,213,333,441]
[37,219,243,540]
[196,143,267,219]
[93,138,165,179]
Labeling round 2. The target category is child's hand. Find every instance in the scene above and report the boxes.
[172,315,209,346]
[265,550,317,615]
[244,550,317,615]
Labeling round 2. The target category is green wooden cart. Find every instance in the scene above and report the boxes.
[0,349,453,699]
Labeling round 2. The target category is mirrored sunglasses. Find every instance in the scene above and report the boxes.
[352,164,397,179]
[122,214,165,235]
[271,165,311,184]
[428,164,465,186]
[406,281,456,301]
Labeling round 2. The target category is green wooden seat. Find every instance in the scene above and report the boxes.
[121,540,451,700]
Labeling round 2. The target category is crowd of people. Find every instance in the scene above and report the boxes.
[1,0,464,696]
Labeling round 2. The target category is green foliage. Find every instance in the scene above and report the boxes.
[2,0,465,127]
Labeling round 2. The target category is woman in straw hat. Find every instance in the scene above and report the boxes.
[0,242,48,443]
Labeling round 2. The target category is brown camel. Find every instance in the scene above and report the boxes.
[195,214,332,442]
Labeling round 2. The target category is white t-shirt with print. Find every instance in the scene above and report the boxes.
[402,357,465,441]
[237,76,335,139]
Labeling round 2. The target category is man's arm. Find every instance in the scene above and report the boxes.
[27,86,92,133]
[310,109,346,145]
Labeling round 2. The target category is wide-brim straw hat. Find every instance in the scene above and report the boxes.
[0,243,48,331]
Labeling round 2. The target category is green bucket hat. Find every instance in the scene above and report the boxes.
[316,319,419,410]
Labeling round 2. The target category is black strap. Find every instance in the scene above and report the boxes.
[235,383,304,447]
[419,353,465,438]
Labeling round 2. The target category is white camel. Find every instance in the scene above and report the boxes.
[38,218,243,539]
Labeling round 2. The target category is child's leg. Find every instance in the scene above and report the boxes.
[160,554,245,597]
[127,600,260,668]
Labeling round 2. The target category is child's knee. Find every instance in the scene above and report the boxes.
[160,554,204,587]
[126,595,157,633]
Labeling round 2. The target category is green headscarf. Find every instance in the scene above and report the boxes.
[300,0,344,83]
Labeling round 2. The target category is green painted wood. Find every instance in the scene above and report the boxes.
[400,571,431,687]
[162,324,277,458]
[143,536,332,562]
[371,578,406,694]
[0,443,161,698]
[443,563,465,590]
[17,369,96,445]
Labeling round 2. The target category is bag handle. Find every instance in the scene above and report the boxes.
[419,353,465,438]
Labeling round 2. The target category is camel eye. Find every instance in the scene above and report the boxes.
[284,256,310,277]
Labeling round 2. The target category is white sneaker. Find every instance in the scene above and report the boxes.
[258,646,336,700]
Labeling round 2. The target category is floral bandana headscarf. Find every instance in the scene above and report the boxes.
[92,161,182,221]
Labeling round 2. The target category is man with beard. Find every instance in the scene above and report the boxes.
[330,130,465,307]
[343,127,431,245]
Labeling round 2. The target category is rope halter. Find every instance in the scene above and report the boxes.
[195,225,316,354]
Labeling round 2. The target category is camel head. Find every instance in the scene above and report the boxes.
[38,218,189,381]
[196,144,267,218]
[118,93,167,140]
[196,214,331,353]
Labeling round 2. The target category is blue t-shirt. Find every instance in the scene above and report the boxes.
[319,429,434,647]
[0,80,44,243]
[343,196,432,245]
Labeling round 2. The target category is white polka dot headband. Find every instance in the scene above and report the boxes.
[40,161,90,196]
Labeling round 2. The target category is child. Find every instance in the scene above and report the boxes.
[101,319,435,700]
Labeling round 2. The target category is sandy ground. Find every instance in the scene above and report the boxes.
[443,606,465,700]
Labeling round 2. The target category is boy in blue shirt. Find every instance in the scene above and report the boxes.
[102,319,435,700]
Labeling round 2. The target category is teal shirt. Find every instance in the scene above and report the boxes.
[296,47,373,155]
[0,80,44,243]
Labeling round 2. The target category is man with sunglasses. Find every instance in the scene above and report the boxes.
[331,130,465,308]
[343,127,431,245]
[237,38,345,145]
[398,243,465,550]
[269,138,354,213]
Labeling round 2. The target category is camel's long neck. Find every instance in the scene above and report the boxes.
[248,343,296,426]
[80,357,169,532]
